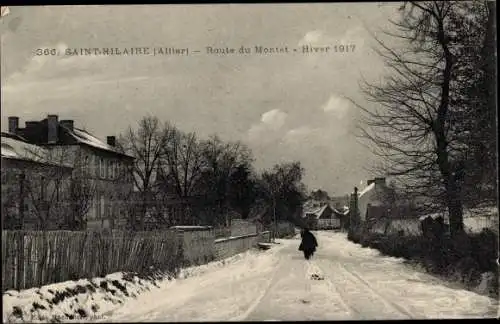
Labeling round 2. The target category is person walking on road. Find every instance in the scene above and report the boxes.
[298,228,318,260]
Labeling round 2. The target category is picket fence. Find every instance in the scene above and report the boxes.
[1,230,183,292]
[2,228,272,292]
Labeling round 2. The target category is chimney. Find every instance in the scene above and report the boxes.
[47,114,59,144]
[367,179,375,186]
[374,177,386,186]
[8,116,19,133]
[60,119,74,131]
[107,136,116,147]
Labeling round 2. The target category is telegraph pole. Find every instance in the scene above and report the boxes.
[272,196,276,243]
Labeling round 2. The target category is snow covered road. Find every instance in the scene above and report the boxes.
[99,232,498,321]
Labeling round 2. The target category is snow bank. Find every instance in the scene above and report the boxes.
[2,271,160,323]
[2,247,277,323]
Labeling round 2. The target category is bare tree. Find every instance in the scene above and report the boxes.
[198,135,254,226]
[352,1,492,238]
[447,1,497,209]
[117,116,170,230]
[68,172,96,230]
[260,161,307,235]
[153,127,205,225]
[1,169,25,229]
[11,145,99,230]
[161,129,204,198]
[18,146,73,230]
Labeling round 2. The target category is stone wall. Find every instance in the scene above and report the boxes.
[178,229,216,266]
[214,231,271,260]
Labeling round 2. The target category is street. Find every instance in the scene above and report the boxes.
[98,232,498,321]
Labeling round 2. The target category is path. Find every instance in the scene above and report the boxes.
[99,232,498,321]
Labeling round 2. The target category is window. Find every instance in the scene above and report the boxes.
[100,158,105,179]
[40,176,46,200]
[100,194,105,219]
[84,155,89,174]
[114,163,118,180]
[107,161,112,180]
[94,192,99,220]
[107,199,113,220]
[95,157,100,178]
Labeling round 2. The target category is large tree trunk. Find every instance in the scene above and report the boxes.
[434,12,464,239]
[435,123,464,237]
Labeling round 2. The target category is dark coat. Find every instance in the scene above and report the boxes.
[298,230,318,252]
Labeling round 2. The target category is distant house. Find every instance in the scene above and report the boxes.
[7,115,135,230]
[302,203,341,230]
[357,177,388,222]
[1,132,73,229]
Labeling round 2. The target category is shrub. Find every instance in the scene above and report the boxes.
[447,256,483,288]
[469,228,498,272]
[355,223,498,296]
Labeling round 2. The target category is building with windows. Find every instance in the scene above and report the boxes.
[1,132,73,229]
[6,115,135,230]
[357,177,388,222]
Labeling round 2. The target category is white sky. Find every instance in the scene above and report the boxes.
[0,3,402,195]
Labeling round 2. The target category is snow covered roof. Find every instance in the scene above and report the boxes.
[358,182,375,198]
[1,135,72,168]
[170,226,213,231]
[331,207,344,215]
[304,204,331,219]
[418,213,446,222]
[69,128,133,158]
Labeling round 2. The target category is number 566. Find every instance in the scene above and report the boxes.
[35,48,57,56]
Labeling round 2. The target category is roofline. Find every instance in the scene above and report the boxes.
[1,155,74,169]
[1,132,30,143]
[57,126,135,159]
[79,141,135,160]
[40,141,135,160]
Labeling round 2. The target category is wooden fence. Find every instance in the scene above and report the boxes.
[2,228,273,292]
[2,230,182,292]
[316,219,341,230]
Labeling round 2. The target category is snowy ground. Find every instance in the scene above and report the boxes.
[2,249,277,323]
[92,232,499,321]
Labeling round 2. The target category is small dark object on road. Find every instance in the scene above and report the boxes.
[298,228,318,260]
[258,243,272,250]
[310,273,324,280]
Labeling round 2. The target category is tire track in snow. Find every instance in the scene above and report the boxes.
[337,262,416,319]
[228,254,286,321]
[311,260,359,318]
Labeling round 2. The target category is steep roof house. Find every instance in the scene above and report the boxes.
[302,203,342,229]
[6,115,135,230]
[1,132,73,229]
